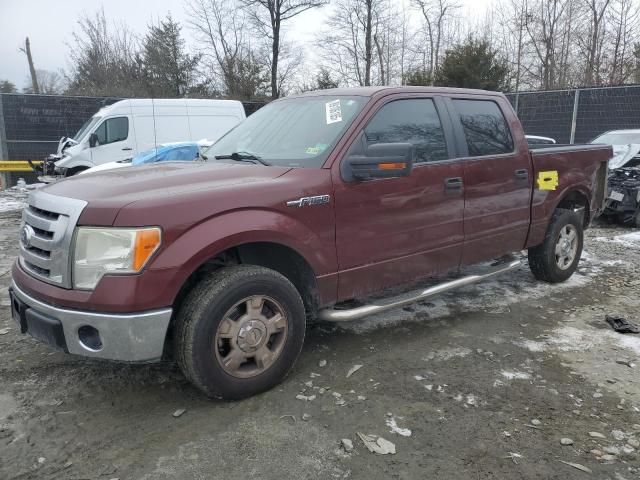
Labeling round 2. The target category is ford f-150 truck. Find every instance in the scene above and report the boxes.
[9,87,611,399]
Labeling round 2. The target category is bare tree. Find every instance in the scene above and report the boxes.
[19,37,39,94]
[523,0,575,89]
[65,8,145,97]
[186,0,267,98]
[495,0,531,91]
[24,70,65,94]
[606,0,640,84]
[241,0,328,98]
[412,0,461,84]
[579,0,612,86]
[318,0,387,86]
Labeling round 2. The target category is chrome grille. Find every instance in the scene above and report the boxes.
[19,190,87,288]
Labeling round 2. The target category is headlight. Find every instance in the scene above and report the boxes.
[73,227,161,290]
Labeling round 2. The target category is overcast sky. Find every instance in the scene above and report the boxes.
[0,0,491,90]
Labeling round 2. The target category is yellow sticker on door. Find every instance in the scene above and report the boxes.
[537,170,559,190]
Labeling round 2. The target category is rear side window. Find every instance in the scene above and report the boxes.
[94,117,129,145]
[364,99,448,163]
[452,100,514,156]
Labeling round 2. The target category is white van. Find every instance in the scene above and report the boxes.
[47,98,246,177]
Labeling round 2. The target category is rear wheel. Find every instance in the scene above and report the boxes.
[528,208,584,283]
[175,265,306,399]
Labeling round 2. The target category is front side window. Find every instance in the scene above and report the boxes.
[453,99,514,156]
[204,96,367,168]
[94,117,129,145]
[364,99,448,163]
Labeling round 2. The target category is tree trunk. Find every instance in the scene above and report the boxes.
[364,0,373,86]
[271,24,280,98]
[24,37,39,94]
[374,32,385,85]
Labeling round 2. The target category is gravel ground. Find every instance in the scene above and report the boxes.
[1,205,640,480]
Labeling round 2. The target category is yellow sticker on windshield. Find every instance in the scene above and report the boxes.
[537,170,559,190]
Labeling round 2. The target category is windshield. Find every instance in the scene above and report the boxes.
[203,96,367,168]
[73,116,102,142]
[592,132,640,145]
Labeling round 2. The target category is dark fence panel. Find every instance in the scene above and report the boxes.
[1,94,118,144]
[507,90,576,144]
[508,84,640,144]
[574,87,640,143]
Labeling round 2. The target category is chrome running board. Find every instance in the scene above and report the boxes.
[317,258,522,322]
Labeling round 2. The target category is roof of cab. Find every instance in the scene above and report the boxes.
[287,85,506,100]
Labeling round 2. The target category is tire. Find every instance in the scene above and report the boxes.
[528,208,584,283]
[174,265,306,399]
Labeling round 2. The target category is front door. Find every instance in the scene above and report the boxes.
[332,96,465,301]
[89,116,134,166]
[445,97,533,265]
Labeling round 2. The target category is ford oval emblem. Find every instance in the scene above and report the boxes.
[21,225,34,248]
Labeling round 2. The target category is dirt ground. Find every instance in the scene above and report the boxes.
[1,205,640,480]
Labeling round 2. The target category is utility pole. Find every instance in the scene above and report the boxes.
[20,37,40,94]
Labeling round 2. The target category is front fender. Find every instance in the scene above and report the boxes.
[147,208,336,299]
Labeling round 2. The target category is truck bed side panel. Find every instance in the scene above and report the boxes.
[526,145,610,248]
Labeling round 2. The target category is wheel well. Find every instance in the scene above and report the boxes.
[557,190,590,226]
[173,242,319,318]
[66,166,89,177]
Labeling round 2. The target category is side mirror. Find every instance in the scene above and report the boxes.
[89,133,98,148]
[342,143,415,182]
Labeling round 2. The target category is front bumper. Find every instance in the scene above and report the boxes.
[9,280,172,362]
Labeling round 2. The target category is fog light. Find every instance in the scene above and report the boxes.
[78,325,103,351]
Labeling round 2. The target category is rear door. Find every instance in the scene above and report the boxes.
[332,95,465,300]
[445,96,532,265]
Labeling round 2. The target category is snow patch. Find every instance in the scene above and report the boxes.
[385,416,412,437]
[423,346,472,362]
[501,371,531,380]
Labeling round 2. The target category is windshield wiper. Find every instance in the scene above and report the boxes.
[214,151,271,166]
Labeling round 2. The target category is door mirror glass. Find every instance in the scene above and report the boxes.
[342,143,414,181]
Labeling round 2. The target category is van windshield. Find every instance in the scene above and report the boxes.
[73,116,102,142]
[203,96,367,168]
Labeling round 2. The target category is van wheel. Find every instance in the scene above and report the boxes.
[528,208,584,283]
[175,265,306,399]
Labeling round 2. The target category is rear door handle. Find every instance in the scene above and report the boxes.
[122,147,133,151]
[515,169,529,180]
[444,177,463,190]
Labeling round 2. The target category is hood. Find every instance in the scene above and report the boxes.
[43,161,291,224]
[608,144,640,169]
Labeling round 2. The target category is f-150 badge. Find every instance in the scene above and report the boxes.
[286,195,331,208]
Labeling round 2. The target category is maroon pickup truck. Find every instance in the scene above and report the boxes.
[10,87,610,399]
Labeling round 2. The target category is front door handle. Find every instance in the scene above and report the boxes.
[444,177,463,191]
[122,147,133,151]
[515,169,529,180]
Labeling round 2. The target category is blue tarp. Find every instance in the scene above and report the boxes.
[132,143,200,166]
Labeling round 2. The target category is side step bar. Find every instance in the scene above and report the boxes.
[317,258,522,322]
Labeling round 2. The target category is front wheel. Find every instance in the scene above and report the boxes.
[175,265,306,399]
[528,208,584,283]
